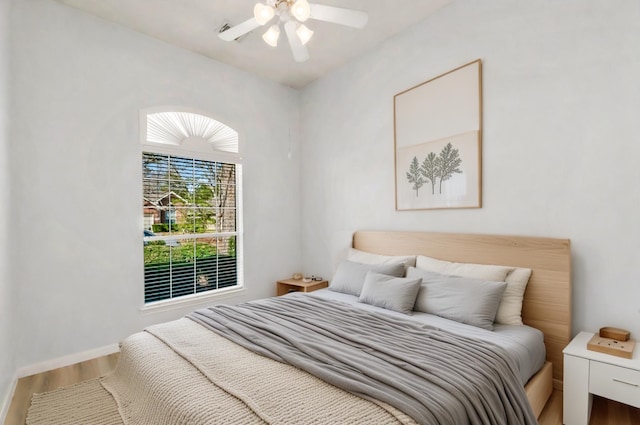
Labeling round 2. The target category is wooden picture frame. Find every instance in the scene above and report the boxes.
[394,59,483,210]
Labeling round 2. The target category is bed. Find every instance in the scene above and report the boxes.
[349,231,572,414]
[101,231,572,424]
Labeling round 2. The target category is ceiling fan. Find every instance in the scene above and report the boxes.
[218,0,368,63]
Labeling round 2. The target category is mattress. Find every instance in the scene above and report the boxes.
[309,288,546,384]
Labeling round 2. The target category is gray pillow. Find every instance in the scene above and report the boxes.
[407,267,507,330]
[358,271,422,315]
[329,260,405,296]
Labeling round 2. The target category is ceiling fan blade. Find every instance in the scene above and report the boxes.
[218,17,261,41]
[309,4,368,29]
[284,21,309,63]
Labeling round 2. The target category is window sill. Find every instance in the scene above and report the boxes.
[140,286,246,314]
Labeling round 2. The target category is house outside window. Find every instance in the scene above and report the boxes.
[166,209,177,225]
[141,109,243,307]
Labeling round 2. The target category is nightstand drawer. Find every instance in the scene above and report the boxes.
[589,361,640,408]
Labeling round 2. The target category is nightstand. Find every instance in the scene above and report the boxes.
[563,331,640,425]
[276,278,328,296]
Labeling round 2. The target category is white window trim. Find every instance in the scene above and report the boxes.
[139,107,244,311]
[140,284,246,314]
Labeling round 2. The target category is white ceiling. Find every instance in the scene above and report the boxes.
[56,0,452,89]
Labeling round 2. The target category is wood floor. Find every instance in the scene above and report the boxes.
[3,353,640,425]
[4,353,119,425]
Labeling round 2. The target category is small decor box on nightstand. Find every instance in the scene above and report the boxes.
[563,331,640,425]
[587,334,635,359]
[276,278,328,296]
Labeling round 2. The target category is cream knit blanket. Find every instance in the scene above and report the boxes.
[101,318,417,425]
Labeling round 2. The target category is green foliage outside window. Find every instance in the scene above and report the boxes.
[143,242,218,265]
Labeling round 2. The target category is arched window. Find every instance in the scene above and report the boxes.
[140,108,243,307]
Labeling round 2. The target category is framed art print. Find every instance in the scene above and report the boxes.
[394,59,482,210]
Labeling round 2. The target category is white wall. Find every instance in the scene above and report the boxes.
[300,0,640,337]
[0,0,15,414]
[10,0,301,369]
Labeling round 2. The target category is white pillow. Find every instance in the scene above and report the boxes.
[415,255,512,281]
[415,255,531,326]
[348,248,416,272]
[497,268,532,326]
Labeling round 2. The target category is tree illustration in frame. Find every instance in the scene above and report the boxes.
[406,156,425,196]
[436,142,462,194]
[406,143,462,197]
[394,59,482,210]
[421,152,440,195]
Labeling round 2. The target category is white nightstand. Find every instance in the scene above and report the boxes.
[563,331,640,425]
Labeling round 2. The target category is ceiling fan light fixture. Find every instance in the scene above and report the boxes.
[221,1,368,62]
[262,24,280,47]
[296,24,313,45]
[254,3,275,26]
[290,0,311,22]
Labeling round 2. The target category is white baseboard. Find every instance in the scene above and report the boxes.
[17,343,120,378]
[0,373,18,425]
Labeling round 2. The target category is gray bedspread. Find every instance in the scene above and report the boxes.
[188,293,537,425]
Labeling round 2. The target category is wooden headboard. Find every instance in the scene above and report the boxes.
[353,230,571,387]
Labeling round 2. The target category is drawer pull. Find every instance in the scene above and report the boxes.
[612,378,639,387]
